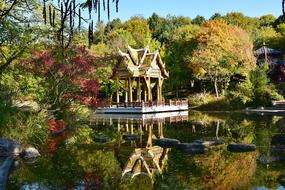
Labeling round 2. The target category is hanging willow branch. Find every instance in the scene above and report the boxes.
[49,5,52,26]
[283,0,285,17]
[42,0,119,48]
[43,1,47,24]
[52,8,55,27]
[107,0,110,20]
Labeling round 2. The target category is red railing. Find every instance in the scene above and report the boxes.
[98,99,188,108]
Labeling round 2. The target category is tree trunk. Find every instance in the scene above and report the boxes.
[216,121,220,139]
[175,86,178,98]
[110,94,113,106]
[214,78,219,97]
[190,80,195,88]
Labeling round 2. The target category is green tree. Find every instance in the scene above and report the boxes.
[210,13,223,20]
[0,0,45,74]
[122,16,153,48]
[107,28,137,51]
[108,16,160,52]
[94,21,107,44]
[148,13,192,45]
[105,18,122,33]
[276,23,285,35]
[259,14,276,27]
[192,15,206,25]
[222,12,260,33]
[250,64,283,105]
[252,26,283,50]
[165,24,201,97]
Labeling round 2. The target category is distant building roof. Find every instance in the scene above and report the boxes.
[254,46,284,56]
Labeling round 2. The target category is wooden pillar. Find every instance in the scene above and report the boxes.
[158,122,161,137]
[157,78,160,101]
[144,84,147,101]
[117,118,120,132]
[116,90,120,103]
[160,78,164,101]
[125,79,128,103]
[137,78,141,102]
[146,124,153,148]
[148,77,152,101]
[116,78,120,103]
[131,121,134,134]
[128,77,133,103]
[139,124,143,147]
[126,120,129,132]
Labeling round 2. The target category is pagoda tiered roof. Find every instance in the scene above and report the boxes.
[112,46,169,79]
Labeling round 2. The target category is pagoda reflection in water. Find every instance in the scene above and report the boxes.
[90,111,188,180]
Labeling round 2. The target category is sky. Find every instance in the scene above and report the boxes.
[98,0,282,21]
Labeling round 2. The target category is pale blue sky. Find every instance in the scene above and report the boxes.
[98,0,282,21]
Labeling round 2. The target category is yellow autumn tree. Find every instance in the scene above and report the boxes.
[186,20,256,97]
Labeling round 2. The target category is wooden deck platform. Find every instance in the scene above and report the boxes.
[96,100,188,114]
[90,111,189,125]
[246,107,285,115]
[246,100,285,115]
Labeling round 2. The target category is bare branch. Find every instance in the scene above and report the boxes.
[0,0,18,20]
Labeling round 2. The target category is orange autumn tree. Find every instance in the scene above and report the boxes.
[186,20,256,97]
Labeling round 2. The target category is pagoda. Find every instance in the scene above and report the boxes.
[96,46,188,114]
[112,45,169,103]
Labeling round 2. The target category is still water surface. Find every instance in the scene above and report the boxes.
[6,111,285,190]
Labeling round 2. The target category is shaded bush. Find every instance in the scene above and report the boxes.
[230,64,283,106]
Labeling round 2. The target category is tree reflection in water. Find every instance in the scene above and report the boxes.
[6,111,285,189]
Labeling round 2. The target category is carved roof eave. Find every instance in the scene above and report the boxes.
[118,49,135,75]
[139,46,150,65]
[127,46,150,66]
[145,51,169,78]
[157,53,169,78]
[127,45,145,53]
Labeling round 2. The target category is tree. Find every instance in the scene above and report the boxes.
[222,12,260,33]
[25,46,100,118]
[148,13,171,44]
[165,24,201,97]
[192,15,206,25]
[276,23,285,35]
[93,21,107,44]
[107,28,137,51]
[38,0,120,47]
[259,14,276,27]
[0,0,44,74]
[148,13,192,45]
[107,16,160,52]
[273,15,285,27]
[186,20,256,97]
[250,64,282,105]
[252,26,283,50]
[210,13,223,20]
[105,18,122,33]
[122,16,155,48]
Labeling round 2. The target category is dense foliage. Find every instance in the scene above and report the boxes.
[1,0,285,153]
[2,1,285,189]
[187,20,256,97]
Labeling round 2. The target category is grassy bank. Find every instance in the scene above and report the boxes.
[188,94,248,111]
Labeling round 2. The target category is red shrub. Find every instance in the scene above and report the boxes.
[48,119,67,134]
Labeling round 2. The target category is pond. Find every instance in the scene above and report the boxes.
[5,111,285,190]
